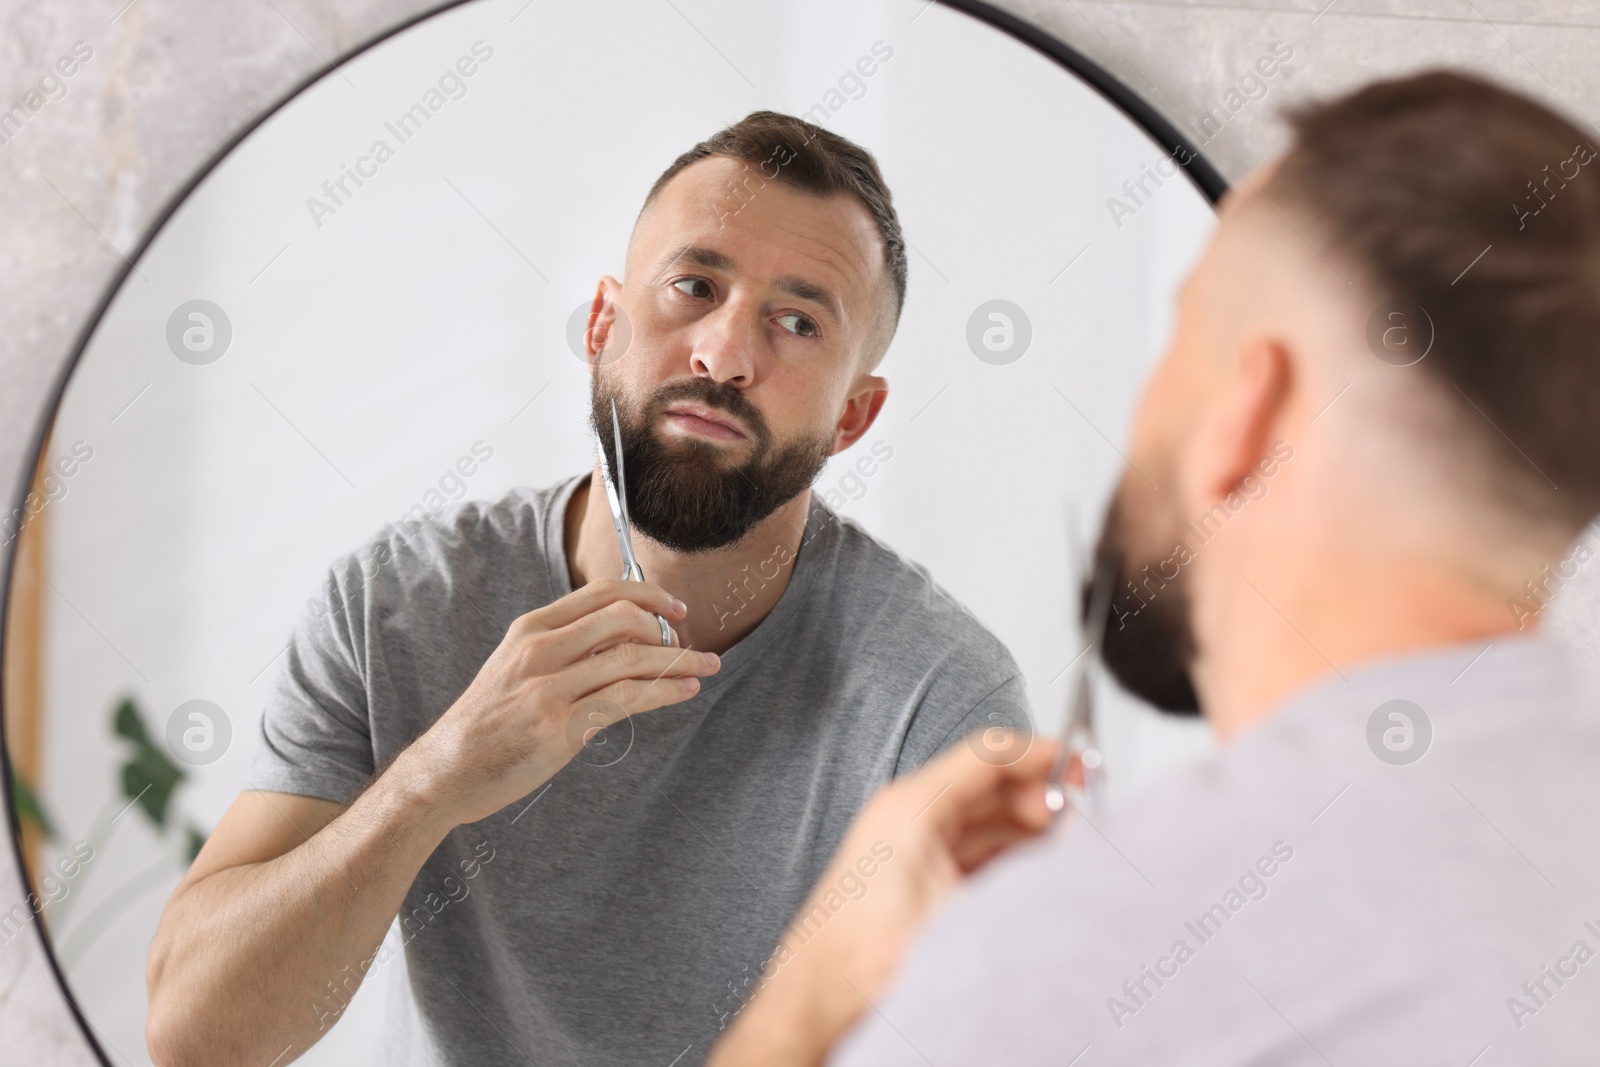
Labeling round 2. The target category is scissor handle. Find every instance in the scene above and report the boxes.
[620,564,673,647]
[1075,740,1107,809]
[1046,722,1105,818]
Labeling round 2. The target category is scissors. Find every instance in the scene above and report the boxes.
[595,398,672,647]
[1043,553,1115,819]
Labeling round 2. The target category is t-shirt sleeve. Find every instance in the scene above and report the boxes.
[246,561,375,805]
[822,843,1085,1067]
[823,824,1129,1067]
[894,672,1034,776]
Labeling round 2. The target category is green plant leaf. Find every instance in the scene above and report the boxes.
[121,746,184,830]
[7,761,58,841]
[112,696,188,831]
[112,696,148,745]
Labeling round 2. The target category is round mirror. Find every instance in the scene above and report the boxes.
[3,1,1220,1063]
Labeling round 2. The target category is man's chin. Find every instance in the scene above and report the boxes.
[1091,490,1203,716]
[618,394,830,553]
[651,434,748,474]
[1102,640,1202,715]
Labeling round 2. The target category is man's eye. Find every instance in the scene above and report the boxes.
[672,277,713,299]
[776,313,818,338]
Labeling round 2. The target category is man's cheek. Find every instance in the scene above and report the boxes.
[1127,356,1187,465]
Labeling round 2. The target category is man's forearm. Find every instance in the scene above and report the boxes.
[708,931,863,1067]
[146,754,454,1066]
[709,991,835,1067]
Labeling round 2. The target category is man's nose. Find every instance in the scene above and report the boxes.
[688,302,756,385]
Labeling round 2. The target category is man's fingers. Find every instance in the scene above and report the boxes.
[529,577,686,633]
[949,818,1048,873]
[939,771,1055,833]
[1063,753,1086,790]
[543,598,678,663]
[582,673,707,721]
[903,731,1058,829]
[910,769,1056,875]
[557,641,720,702]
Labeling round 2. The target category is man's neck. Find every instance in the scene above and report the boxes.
[1191,542,1545,742]
[565,468,813,655]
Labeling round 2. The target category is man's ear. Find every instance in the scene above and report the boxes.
[831,375,889,455]
[587,276,627,371]
[1190,335,1291,502]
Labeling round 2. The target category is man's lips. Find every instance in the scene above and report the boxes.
[662,404,748,441]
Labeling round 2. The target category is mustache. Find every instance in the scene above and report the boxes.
[641,378,770,447]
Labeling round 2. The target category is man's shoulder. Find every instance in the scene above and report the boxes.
[324,478,576,608]
[814,505,1015,669]
[796,505,1031,767]
[834,638,1600,1065]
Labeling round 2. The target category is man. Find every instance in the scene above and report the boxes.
[709,72,1600,1065]
[144,112,1030,1066]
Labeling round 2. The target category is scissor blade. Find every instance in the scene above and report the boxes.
[610,400,631,528]
[594,415,635,569]
[1073,561,1116,722]
[1046,550,1117,816]
[594,405,670,646]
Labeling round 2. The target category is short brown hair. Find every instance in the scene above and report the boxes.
[642,110,908,328]
[1267,71,1600,527]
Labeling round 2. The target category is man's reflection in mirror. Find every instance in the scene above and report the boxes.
[144,111,1032,1067]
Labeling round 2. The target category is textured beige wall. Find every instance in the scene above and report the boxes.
[2,0,1596,1060]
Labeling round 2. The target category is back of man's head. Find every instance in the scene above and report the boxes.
[1266,71,1600,534]
[1096,71,1600,720]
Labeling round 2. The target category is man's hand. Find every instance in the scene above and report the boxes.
[709,731,1059,1067]
[400,577,721,825]
[146,577,718,1066]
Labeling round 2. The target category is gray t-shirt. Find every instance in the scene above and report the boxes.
[831,632,1600,1066]
[249,474,1030,1066]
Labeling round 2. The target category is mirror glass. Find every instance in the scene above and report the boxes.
[4,0,1216,1062]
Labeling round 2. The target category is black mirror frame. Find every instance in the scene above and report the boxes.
[0,0,1224,1060]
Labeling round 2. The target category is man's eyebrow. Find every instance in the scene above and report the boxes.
[652,244,734,281]
[773,275,842,325]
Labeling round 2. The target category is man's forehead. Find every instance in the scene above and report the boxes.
[630,157,884,289]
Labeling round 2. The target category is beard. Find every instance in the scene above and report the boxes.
[1090,479,1202,715]
[591,375,833,554]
